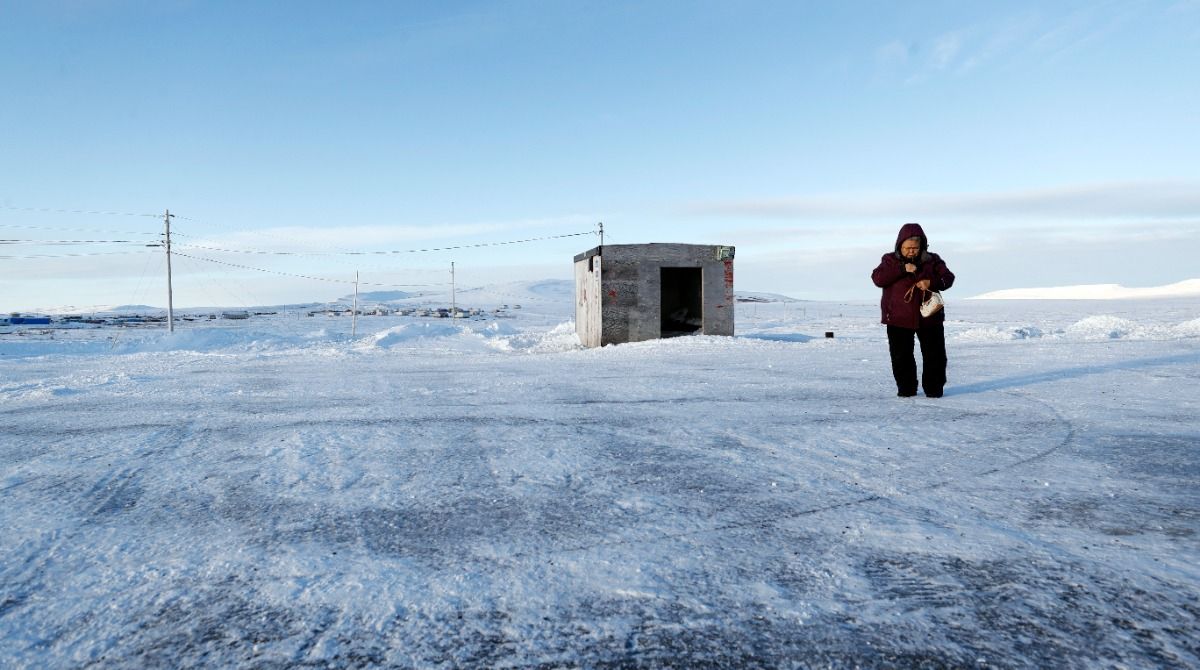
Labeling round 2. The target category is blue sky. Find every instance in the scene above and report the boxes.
[2,1,1198,310]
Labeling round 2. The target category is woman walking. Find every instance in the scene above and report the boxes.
[871,223,955,397]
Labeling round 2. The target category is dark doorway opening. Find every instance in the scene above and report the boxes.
[661,267,703,337]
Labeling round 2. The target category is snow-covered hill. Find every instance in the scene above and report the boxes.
[735,290,803,303]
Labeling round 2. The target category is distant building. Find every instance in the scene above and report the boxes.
[5,313,52,325]
[574,243,735,347]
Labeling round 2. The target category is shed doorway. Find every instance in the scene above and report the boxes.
[661,267,703,337]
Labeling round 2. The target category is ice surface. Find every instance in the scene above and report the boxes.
[2,287,1199,668]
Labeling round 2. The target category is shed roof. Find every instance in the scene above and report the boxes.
[573,243,733,264]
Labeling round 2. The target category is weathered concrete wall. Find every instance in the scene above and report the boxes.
[574,243,734,347]
[598,247,643,345]
[573,253,602,348]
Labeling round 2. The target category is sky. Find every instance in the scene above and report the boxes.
[2,0,1199,310]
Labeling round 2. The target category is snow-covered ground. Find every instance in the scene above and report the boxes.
[2,283,1199,668]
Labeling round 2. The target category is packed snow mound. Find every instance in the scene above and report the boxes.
[369,322,467,346]
[365,320,554,352]
[971,279,1200,300]
[366,320,580,353]
[1058,315,1200,340]
[1176,317,1200,338]
[485,321,582,353]
[953,325,1046,342]
[951,316,1200,342]
[1065,316,1140,340]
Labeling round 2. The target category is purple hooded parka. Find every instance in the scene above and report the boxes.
[871,223,955,330]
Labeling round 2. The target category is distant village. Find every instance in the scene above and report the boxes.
[1,304,521,331]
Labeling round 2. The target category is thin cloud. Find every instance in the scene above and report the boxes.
[879,5,1134,82]
[683,181,1200,221]
[881,24,994,82]
[191,224,509,254]
[875,40,910,67]
[931,31,965,71]
[188,215,599,254]
[1027,2,1138,63]
[1020,220,1200,244]
[717,223,892,253]
[965,12,1042,73]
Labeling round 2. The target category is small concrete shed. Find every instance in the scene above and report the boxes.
[574,243,735,347]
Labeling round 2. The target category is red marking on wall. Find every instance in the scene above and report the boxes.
[723,259,735,303]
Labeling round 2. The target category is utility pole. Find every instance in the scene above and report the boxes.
[598,221,604,247]
[450,262,456,315]
[352,271,359,337]
[164,209,175,333]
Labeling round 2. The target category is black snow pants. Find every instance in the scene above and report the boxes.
[887,321,946,397]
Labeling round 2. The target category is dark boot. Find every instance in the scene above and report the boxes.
[887,326,918,396]
[917,320,947,397]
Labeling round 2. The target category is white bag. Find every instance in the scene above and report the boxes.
[920,290,944,317]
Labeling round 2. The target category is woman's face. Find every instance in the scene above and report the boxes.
[900,238,921,259]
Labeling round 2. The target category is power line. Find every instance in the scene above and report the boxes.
[172,251,447,288]
[1,239,148,245]
[0,205,160,218]
[174,253,257,309]
[126,248,165,313]
[173,230,597,257]
[0,223,161,236]
[174,250,266,309]
[0,249,160,260]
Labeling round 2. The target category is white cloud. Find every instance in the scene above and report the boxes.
[931,31,965,71]
[682,181,1200,221]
